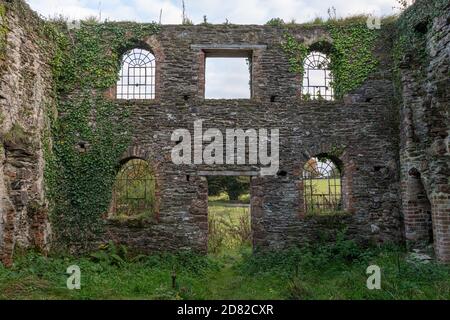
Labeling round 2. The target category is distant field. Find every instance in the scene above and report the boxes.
[303,178,342,215]
[304,178,341,195]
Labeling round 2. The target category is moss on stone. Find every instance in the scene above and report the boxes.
[0,3,8,60]
[2,123,31,147]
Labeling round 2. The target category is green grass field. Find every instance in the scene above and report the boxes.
[1,200,449,300]
[304,178,343,215]
[305,178,341,195]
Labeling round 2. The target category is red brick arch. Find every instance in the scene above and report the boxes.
[113,146,162,221]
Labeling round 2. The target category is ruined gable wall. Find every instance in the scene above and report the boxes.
[2,0,448,264]
[103,24,402,252]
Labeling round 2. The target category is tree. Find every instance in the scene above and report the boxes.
[207,176,250,201]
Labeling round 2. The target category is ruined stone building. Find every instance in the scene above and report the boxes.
[0,0,448,266]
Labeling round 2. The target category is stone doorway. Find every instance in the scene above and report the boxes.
[202,172,257,255]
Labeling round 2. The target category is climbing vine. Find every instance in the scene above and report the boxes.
[392,0,448,88]
[0,3,7,61]
[281,20,379,99]
[327,23,379,99]
[44,21,160,248]
[281,33,308,75]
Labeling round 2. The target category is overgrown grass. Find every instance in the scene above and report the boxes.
[208,201,252,255]
[1,204,449,300]
[1,242,449,300]
[239,241,450,300]
[209,192,250,204]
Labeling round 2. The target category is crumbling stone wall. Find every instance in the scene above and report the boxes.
[0,0,448,265]
[0,0,54,266]
[399,1,450,262]
[103,24,402,253]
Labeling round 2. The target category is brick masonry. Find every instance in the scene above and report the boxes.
[399,6,450,262]
[0,0,449,264]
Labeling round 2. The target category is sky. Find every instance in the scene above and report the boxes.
[26,0,400,24]
[26,0,401,98]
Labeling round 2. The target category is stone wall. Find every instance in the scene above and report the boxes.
[0,0,54,266]
[0,0,448,265]
[400,1,450,262]
[102,24,402,253]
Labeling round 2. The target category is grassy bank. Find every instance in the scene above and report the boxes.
[1,242,449,300]
[1,201,449,300]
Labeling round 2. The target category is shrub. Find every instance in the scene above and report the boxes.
[266,18,285,26]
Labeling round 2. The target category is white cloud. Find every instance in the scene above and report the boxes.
[27,0,183,23]
[27,0,399,24]
[25,0,399,98]
[205,58,251,99]
[27,0,98,19]
[183,0,398,24]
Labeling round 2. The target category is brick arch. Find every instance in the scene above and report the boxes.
[403,167,434,248]
[293,142,342,176]
[308,40,334,55]
[119,146,150,164]
[293,145,355,217]
[301,32,333,48]
[104,36,164,101]
[111,146,162,221]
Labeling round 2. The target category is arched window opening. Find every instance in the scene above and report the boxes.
[110,159,156,219]
[303,156,342,215]
[405,169,433,246]
[117,48,156,100]
[302,51,334,101]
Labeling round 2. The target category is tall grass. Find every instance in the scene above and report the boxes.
[208,202,252,255]
[1,240,449,300]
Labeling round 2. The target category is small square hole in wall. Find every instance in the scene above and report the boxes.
[205,57,251,99]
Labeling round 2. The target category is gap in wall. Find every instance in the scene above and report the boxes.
[205,58,251,99]
[206,176,252,256]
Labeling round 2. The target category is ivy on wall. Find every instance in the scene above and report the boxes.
[392,0,448,83]
[327,23,379,99]
[45,22,160,248]
[281,33,308,75]
[34,0,448,251]
[0,4,7,61]
[281,21,379,99]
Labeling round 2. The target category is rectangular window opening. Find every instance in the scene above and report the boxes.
[205,56,252,100]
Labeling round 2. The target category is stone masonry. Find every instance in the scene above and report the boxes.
[399,4,450,262]
[0,0,449,265]
[0,0,54,266]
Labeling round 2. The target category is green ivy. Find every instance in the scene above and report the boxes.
[280,21,379,100]
[327,23,379,99]
[0,3,7,60]
[392,0,448,91]
[394,0,447,61]
[281,33,308,75]
[44,21,160,249]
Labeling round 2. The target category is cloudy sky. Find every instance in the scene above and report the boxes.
[26,0,400,98]
[26,0,400,25]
